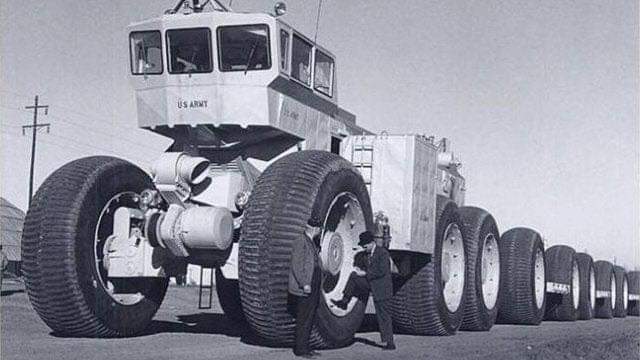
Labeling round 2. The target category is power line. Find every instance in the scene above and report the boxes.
[0,90,143,133]
[1,128,151,167]
[0,103,164,153]
[23,95,50,206]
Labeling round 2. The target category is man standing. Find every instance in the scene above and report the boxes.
[289,218,323,358]
[332,231,395,350]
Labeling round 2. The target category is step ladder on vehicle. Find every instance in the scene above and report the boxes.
[351,135,374,193]
[198,267,214,309]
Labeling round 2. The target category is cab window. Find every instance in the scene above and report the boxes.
[130,31,162,75]
[218,24,271,72]
[166,28,213,74]
[279,29,290,73]
[291,34,312,86]
[314,50,334,97]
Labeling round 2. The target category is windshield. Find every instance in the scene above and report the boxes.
[217,25,271,72]
[167,28,213,74]
[130,31,162,75]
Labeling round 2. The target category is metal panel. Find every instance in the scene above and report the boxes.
[343,135,437,254]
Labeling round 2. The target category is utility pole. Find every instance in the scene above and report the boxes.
[22,95,50,206]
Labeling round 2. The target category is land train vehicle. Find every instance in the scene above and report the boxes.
[20,1,635,347]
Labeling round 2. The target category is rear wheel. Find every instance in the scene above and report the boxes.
[613,266,628,318]
[22,156,168,337]
[544,245,578,321]
[238,151,372,348]
[575,252,595,320]
[496,228,546,325]
[458,207,500,331]
[389,196,467,335]
[594,261,614,319]
[627,271,640,316]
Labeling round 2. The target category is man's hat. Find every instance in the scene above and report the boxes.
[358,231,374,247]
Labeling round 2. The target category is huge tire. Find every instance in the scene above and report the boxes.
[613,266,628,318]
[544,245,578,321]
[575,253,596,320]
[22,156,168,337]
[627,271,640,316]
[215,269,245,323]
[594,260,615,319]
[389,195,467,335]
[496,228,546,325]
[458,207,500,331]
[238,151,372,348]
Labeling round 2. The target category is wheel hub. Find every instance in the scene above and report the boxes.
[94,192,145,306]
[321,233,345,276]
[611,275,617,308]
[572,260,580,310]
[623,278,628,310]
[534,248,545,309]
[320,192,366,317]
[481,234,500,310]
[441,223,465,313]
[589,267,596,310]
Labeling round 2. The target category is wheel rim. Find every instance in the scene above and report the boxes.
[321,192,366,317]
[534,248,545,309]
[441,223,465,312]
[94,191,145,306]
[623,278,629,310]
[572,260,580,310]
[480,233,500,310]
[611,274,617,308]
[589,267,596,310]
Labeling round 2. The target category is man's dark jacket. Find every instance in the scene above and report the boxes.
[289,234,318,297]
[366,245,393,300]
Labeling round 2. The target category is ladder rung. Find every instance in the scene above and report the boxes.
[354,145,373,151]
[353,163,372,168]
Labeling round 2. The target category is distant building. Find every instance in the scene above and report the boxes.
[0,198,24,276]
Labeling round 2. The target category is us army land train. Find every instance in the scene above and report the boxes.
[21,0,637,346]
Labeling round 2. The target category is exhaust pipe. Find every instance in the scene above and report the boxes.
[152,152,210,185]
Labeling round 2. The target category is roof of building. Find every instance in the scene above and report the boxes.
[0,198,24,261]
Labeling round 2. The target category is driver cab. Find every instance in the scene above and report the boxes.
[127,10,340,136]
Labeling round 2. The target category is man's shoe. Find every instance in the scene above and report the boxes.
[381,343,396,350]
[330,298,348,310]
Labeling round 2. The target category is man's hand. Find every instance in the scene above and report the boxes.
[354,268,366,276]
[303,285,312,294]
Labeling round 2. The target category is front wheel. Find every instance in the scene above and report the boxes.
[22,156,168,337]
[238,150,372,348]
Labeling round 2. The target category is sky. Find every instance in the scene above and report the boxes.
[1,0,638,268]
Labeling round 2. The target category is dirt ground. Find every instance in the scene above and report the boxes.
[2,279,639,360]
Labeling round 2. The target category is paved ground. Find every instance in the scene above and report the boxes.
[2,279,639,360]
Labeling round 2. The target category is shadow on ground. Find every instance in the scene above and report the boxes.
[135,312,384,349]
[47,306,380,348]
